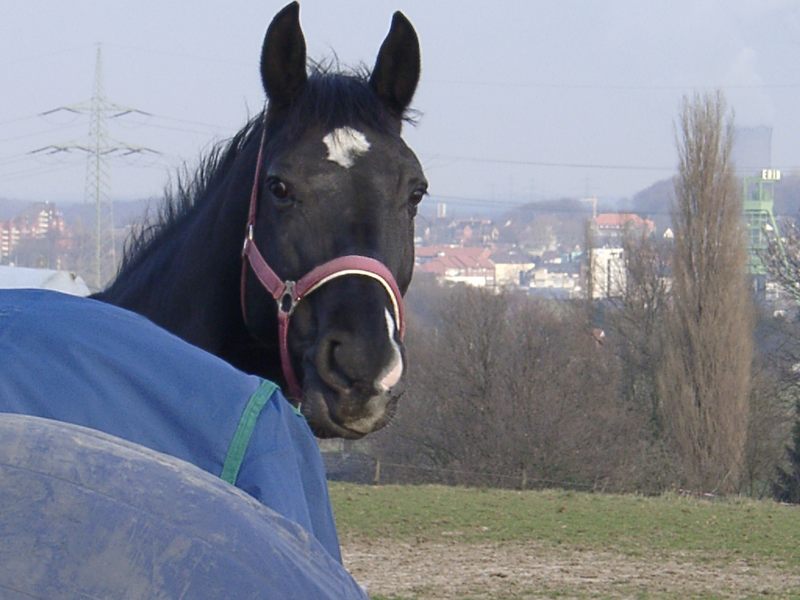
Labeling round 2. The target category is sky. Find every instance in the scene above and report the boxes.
[1,0,799,212]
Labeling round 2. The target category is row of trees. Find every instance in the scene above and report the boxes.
[372,284,639,490]
[362,92,799,497]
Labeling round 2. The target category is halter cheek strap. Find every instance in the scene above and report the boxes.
[240,125,406,401]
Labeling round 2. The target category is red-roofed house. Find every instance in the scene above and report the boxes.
[593,213,655,244]
[415,246,495,287]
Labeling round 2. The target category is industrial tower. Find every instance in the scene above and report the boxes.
[742,168,781,291]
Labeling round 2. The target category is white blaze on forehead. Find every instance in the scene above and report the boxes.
[322,127,370,168]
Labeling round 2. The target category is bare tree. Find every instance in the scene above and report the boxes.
[745,356,795,497]
[765,220,800,304]
[657,92,754,493]
[374,282,637,491]
[760,218,800,499]
[583,218,595,304]
[611,230,671,435]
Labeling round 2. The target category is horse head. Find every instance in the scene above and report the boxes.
[242,3,426,439]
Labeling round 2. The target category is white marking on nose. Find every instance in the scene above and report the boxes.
[378,308,404,391]
[343,310,404,434]
[322,127,370,169]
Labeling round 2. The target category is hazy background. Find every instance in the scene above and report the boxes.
[2,0,799,209]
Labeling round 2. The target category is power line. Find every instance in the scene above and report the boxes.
[104,42,250,70]
[2,163,79,183]
[428,78,800,91]
[431,194,531,209]
[435,154,676,172]
[0,114,44,127]
[116,118,225,137]
[0,153,40,167]
[425,154,800,178]
[145,113,228,130]
[427,193,679,217]
[0,44,95,68]
[0,122,84,144]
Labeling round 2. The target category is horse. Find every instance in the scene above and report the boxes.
[93,2,427,440]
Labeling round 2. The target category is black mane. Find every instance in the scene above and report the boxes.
[117,117,260,276]
[116,64,414,278]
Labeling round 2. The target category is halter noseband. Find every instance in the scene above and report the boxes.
[240,126,406,401]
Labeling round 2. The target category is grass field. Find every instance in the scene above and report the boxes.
[330,483,800,599]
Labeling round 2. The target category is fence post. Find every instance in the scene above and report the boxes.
[520,465,527,490]
[373,458,381,485]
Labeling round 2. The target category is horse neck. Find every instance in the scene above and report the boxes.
[100,166,258,356]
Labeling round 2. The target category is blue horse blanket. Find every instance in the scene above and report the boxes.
[0,289,341,562]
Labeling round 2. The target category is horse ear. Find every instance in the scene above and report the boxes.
[369,12,420,119]
[260,2,307,108]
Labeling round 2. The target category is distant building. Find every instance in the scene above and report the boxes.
[742,169,781,279]
[524,266,581,298]
[0,222,21,260]
[14,202,65,238]
[490,248,536,287]
[592,213,655,245]
[590,247,625,299]
[415,246,495,288]
[451,219,499,246]
[0,202,66,262]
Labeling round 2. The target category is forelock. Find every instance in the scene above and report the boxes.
[265,63,416,139]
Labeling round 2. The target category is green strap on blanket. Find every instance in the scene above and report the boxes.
[220,379,279,485]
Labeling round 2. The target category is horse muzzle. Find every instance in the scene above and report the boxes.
[301,375,402,439]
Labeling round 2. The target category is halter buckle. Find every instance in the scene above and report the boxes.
[241,224,254,256]
[278,280,298,315]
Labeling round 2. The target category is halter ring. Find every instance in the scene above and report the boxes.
[278,281,298,315]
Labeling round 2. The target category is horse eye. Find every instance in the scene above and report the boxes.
[409,188,427,206]
[407,188,426,217]
[267,178,289,201]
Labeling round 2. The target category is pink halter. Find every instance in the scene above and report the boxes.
[240,126,406,401]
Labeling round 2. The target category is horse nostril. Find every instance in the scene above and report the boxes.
[314,318,402,395]
[315,336,352,392]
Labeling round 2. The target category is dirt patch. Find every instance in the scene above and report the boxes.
[341,537,800,599]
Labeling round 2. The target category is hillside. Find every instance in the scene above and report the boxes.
[625,173,800,229]
[428,173,800,250]
[627,178,674,231]
[500,197,591,248]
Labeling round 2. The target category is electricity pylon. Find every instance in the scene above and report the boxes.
[31,44,158,290]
